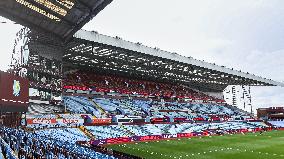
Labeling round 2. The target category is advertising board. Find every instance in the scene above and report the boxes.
[0,71,29,112]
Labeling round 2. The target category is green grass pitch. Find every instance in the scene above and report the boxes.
[107,130,284,159]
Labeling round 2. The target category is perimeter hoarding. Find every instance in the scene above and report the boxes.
[90,128,263,146]
[90,133,199,146]
[0,71,29,112]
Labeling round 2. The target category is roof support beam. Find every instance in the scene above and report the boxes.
[48,0,71,11]
[23,0,75,26]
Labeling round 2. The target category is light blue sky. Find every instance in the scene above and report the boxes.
[0,0,284,112]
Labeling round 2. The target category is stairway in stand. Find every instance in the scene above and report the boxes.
[89,99,107,115]
[79,126,96,140]
[120,125,136,136]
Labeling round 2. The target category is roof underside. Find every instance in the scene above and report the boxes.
[27,29,284,92]
[62,30,283,92]
[0,0,112,40]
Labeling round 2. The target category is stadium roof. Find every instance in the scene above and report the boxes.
[0,0,112,40]
[58,29,283,92]
[25,29,284,92]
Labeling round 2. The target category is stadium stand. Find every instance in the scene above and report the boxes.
[63,72,224,103]
[0,70,272,159]
[93,98,148,116]
[14,70,270,158]
[0,126,116,159]
[0,137,17,159]
[85,122,266,140]
[62,95,244,122]
[63,96,101,117]
[268,120,284,128]
[62,72,250,122]
[28,104,64,114]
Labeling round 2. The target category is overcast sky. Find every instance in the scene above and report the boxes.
[1,0,284,112]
